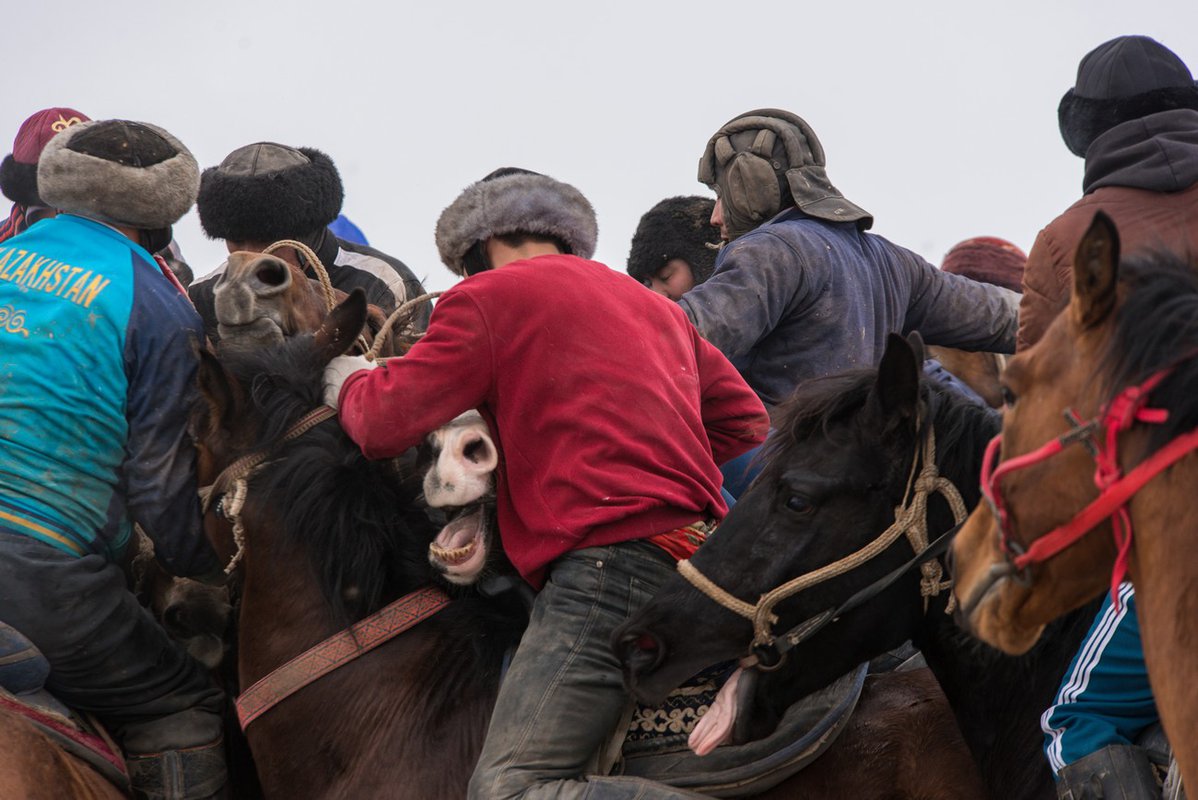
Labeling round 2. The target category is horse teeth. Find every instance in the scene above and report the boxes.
[430,540,477,564]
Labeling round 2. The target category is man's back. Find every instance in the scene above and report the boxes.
[0,214,208,571]
[681,210,1018,408]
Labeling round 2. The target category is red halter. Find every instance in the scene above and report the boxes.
[980,363,1198,606]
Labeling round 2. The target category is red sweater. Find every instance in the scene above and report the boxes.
[339,255,768,586]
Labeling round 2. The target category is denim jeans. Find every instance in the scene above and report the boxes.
[468,541,708,800]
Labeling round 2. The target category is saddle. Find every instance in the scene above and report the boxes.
[613,662,867,797]
[0,621,130,793]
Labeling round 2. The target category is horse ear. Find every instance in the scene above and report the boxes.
[867,333,921,428]
[313,289,368,363]
[905,331,926,364]
[195,346,241,431]
[1071,212,1120,330]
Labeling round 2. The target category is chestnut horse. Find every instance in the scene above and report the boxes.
[196,293,983,798]
[0,711,125,799]
[952,212,1198,787]
[617,333,1098,800]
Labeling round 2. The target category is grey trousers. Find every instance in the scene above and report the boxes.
[468,541,709,800]
[0,531,223,754]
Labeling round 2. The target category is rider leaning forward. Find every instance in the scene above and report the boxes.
[323,168,768,799]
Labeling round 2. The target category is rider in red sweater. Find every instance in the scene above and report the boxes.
[324,168,766,798]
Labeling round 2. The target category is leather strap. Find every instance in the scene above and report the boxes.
[236,586,450,729]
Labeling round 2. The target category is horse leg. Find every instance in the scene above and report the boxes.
[751,668,983,800]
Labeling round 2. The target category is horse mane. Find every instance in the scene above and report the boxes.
[764,365,1000,500]
[1103,250,1198,452]
[217,335,433,622]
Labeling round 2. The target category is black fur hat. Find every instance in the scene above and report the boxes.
[1059,36,1198,157]
[626,196,720,285]
[197,142,343,241]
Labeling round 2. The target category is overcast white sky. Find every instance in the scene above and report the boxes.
[7,0,1197,291]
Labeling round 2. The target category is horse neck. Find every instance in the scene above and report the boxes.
[1128,456,1198,787]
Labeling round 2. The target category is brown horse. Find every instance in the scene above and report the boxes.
[197,292,981,798]
[0,712,125,799]
[952,212,1198,787]
[211,250,410,356]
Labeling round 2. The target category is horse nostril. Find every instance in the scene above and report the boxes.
[617,630,665,673]
[253,258,290,289]
[163,604,189,635]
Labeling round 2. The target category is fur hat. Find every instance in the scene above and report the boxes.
[698,108,871,241]
[0,107,90,206]
[38,119,199,229]
[435,171,597,276]
[941,237,1027,294]
[197,143,343,241]
[1059,36,1198,157]
[626,196,720,285]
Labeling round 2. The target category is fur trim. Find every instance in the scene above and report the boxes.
[196,145,343,241]
[38,121,199,229]
[1059,84,1198,157]
[0,156,40,206]
[435,172,597,276]
[626,196,719,284]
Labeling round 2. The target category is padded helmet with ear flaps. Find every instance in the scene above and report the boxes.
[698,108,871,241]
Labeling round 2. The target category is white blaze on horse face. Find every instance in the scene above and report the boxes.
[423,411,498,508]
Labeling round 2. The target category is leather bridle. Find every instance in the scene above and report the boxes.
[981,359,1198,603]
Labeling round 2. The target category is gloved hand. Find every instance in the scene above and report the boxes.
[323,355,377,410]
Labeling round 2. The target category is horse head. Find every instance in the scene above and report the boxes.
[616,333,996,732]
[212,249,402,357]
[952,212,1198,655]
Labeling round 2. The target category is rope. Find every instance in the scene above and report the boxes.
[676,560,775,624]
[364,291,442,362]
[262,239,336,311]
[222,479,249,575]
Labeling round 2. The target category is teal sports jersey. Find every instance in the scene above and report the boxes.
[0,215,218,576]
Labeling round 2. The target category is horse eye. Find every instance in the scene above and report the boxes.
[785,495,813,514]
[1001,385,1017,407]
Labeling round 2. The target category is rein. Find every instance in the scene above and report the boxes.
[678,424,968,663]
[982,357,1198,602]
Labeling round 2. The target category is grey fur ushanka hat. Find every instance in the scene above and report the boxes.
[435,171,598,276]
[38,119,199,229]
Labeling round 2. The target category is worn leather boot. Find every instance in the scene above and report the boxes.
[1057,744,1161,800]
[126,737,227,800]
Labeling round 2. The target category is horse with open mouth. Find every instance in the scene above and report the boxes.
[193,292,526,798]
[616,333,1100,800]
[951,212,1198,788]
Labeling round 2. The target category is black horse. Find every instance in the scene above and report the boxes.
[616,333,1099,800]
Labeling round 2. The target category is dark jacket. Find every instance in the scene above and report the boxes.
[679,209,1019,409]
[189,228,430,343]
[1019,108,1198,350]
